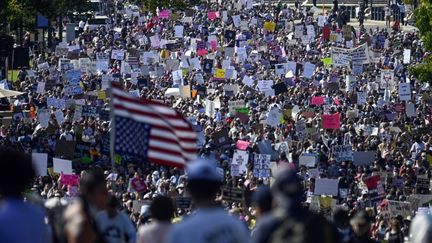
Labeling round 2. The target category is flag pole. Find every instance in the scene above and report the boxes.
[109,81,116,174]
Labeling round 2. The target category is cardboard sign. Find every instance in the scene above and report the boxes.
[353,151,376,166]
[232,150,249,174]
[399,83,411,101]
[111,49,125,60]
[299,153,317,167]
[332,145,353,162]
[53,158,73,174]
[176,197,192,209]
[32,153,48,176]
[236,140,250,150]
[221,187,243,202]
[253,154,271,178]
[388,200,412,218]
[55,140,76,158]
[322,113,340,129]
[314,178,339,196]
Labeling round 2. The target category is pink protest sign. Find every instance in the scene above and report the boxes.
[208,11,218,20]
[311,96,325,105]
[197,49,208,56]
[322,113,341,129]
[60,173,80,187]
[210,41,217,52]
[159,10,170,19]
[236,140,250,150]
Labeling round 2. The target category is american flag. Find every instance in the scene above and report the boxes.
[111,85,197,167]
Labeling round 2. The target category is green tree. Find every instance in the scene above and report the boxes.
[140,0,191,14]
[410,0,432,84]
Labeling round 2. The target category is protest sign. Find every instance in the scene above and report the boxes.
[32,153,48,176]
[403,49,411,64]
[236,140,250,151]
[302,62,315,79]
[357,92,367,105]
[353,151,376,166]
[221,187,243,202]
[388,200,412,218]
[332,145,353,162]
[311,96,325,105]
[299,153,317,167]
[37,109,50,128]
[322,113,340,129]
[174,25,184,38]
[176,197,192,209]
[416,177,430,194]
[232,150,249,174]
[265,107,282,127]
[314,178,339,196]
[399,83,411,101]
[111,49,125,60]
[264,21,276,32]
[53,158,73,174]
[253,154,271,178]
[37,82,45,94]
[55,140,76,158]
[406,103,416,117]
[380,70,395,90]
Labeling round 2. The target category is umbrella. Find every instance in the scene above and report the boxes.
[0,88,24,98]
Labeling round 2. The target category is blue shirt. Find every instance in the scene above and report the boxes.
[0,198,50,243]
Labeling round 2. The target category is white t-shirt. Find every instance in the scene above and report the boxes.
[166,208,250,243]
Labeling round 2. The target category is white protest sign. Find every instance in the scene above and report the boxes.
[406,103,416,117]
[399,83,411,101]
[314,178,339,196]
[332,145,353,162]
[54,110,65,125]
[232,150,249,174]
[299,153,317,167]
[32,153,48,176]
[381,70,395,90]
[242,76,254,86]
[37,82,46,94]
[53,158,73,174]
[303,62,315,79]
[253,154,271,178]
[37,109,50,128]
[111,49,125,60]
[403,49,411,64]
[357,91,367,105]
[257,80,274,91]
[174,25,184,38]
[265,107,282,127]
[388,200,412,218]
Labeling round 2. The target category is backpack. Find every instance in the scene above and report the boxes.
[269,209,339,243]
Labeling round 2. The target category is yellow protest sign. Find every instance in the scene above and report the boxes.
[264,21,276,32]
[98,91,106,100]
[329,33,338,42]
[214,68,225,79]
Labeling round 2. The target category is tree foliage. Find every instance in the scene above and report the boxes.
[411,0,432,84]
[140,0,191,14]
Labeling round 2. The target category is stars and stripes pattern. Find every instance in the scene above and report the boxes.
[111,84,197,167]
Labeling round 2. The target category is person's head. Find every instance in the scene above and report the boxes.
[390,217,401,232]
[106,194,119,217]
[0,148,35,198]
[272,168,304,208]
[252,187,273,218]
[79,166,109,210]
[410,213,432,243]
[150,196,175,222]
[186,158,222,206]
[350,210,371,237]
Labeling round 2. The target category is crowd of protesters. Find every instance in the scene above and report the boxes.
[1,0,432,242]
